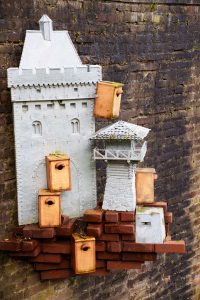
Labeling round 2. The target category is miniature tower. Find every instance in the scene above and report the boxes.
[7,16,102,225]
[91,121,150,211]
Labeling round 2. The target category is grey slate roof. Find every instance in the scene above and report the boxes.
[91,121,150,140]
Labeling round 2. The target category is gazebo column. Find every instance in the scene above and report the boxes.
[102,161,136,211]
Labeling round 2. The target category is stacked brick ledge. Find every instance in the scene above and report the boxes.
[0,202,185,281]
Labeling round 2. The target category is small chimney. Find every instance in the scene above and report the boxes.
[39,15,53,41]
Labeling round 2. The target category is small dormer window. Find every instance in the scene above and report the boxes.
[71,118,80,134]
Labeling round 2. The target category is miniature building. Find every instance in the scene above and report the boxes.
[135,206,166,244]
[91,121,150,211]
[7,15,102,225]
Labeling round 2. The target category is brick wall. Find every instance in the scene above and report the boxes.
[0,1,200,299]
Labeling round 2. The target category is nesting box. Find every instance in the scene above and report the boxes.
[135,206,166,244]
[94,81,124,119]
[72,234,96,274]
[38,189,61,227]
[46,154,71,192]
[136,168,157,204]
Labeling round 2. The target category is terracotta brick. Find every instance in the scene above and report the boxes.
[97,234,120,241]
[84,209,103,223]
[21,240,39,252]
[121,234,135,241]
[122,252,157,262]
[10,246,41,257]
[107,241,121,253]
[29,253,62,263]
[96,260,106,268]
[107,261,142,270]
[97,252,120,260]
[23,224,55,239]
[34,259,70,271]
[120,212,135,222]
[155,241,185,254]
[105,211,119,222]
[42,241,71,254]
[165,212,173,223]
[123,242,155,252]
[137,201,167,213]
[61,215,69,225]
[105,223,134,234]
[55,219,76,237]
[96,241,106,252]
[0,239,21,251]
[87,223,103,238]
[40,269,73,280]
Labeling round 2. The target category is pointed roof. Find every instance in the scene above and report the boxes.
[19,15,82,69]
[91,121,150,140]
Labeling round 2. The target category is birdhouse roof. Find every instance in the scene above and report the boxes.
[19,15,82,69]
[91,121,150,140]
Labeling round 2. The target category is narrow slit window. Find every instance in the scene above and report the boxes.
[22,105,28,112]
[70,103,76,109]
[35,105,41,110]
[59,103,65,109]
[74,87,78,92]
[32,121,42,136]
[71,118,80,134]
[82,102,87,109]
[47,104,53,109]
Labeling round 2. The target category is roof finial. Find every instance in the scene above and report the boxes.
[39,15,53,41]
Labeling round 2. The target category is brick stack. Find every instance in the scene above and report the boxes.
[0,204,185,281]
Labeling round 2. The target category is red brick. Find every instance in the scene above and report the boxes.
[84,209,103,223]
[107,241,121,253]
[40,269,73,280]
[121,234,135,241]
[96,241,106,252]
[120,212,135,222]
[10,246,41,257]
[61,215,69,225]
[123,242,155,252]
[55,219,76,237]
[42,241,71,254]
[29,253,62,263]
[107,261,142,270]
[105,223,134,234]
[23,224,55,239]
[0,239,21,251]
[155,241,185,254]
[96,260,106,268]
[137,201,167,213]
[13,226,24,237]
[34,259,70,271]
[122,252,157,262]
[165,212,173,223]
[97,252,120,260]
[98,234,120,241]
[105,211,119,223]
[87,223,103,238]
[21,240,39,252]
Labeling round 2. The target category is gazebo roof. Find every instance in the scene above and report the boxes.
[91,121,150,141]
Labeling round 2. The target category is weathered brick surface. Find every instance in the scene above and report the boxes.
[0,1,199,299]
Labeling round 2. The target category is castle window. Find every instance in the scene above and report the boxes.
[74,87,78,92]
[47,104,53,109]
[70,103,76,109]
[32,121,42,136]
[35,104,41,110]
[22,105,28,112]
[82,102,87,109]
[71,118,80,134]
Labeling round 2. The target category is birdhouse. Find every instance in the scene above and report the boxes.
[136,168,157,204]
[91,121,150,212]
[38,189,61,228]
[7,15,102,225]
[71,234,96,274]
[135,206,166,244]
[94,81,124,119]
[46,154,71,192]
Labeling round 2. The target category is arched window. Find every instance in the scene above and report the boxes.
[32,121,42,136]
[71,118,80,134]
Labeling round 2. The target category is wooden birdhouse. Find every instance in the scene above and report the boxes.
[72,234,96,274]
[94,81,124,119]
[38,189,61,227]
[136,168,157,204]
[135,206,166,244]
[46,154,71,192]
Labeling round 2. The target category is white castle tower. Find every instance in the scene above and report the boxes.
[91,121,150,211]
[7,15,102,225]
